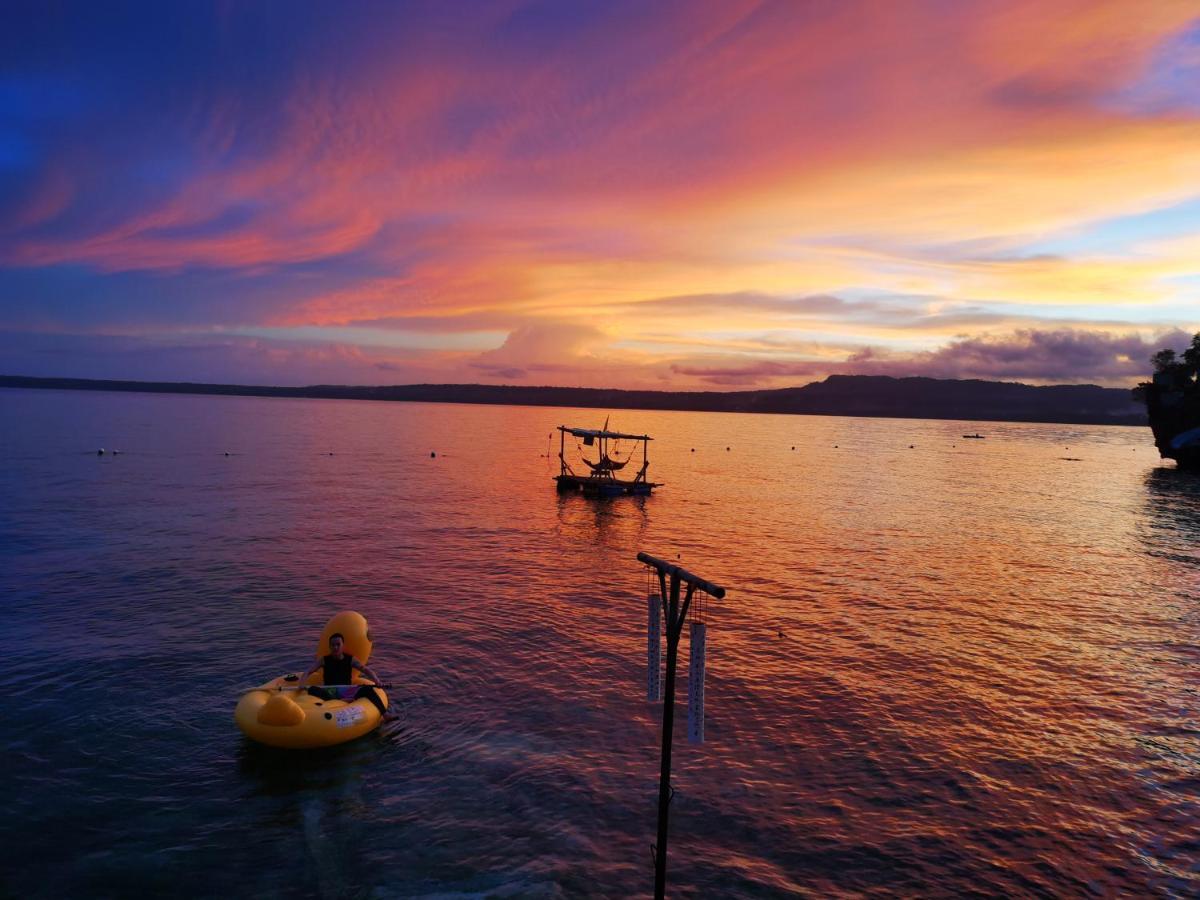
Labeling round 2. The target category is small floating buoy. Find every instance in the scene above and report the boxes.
[909,445,914,449]
[430,451,436,458]
[726,446,730,451]
[97,448,105,456]
[690,448,694,452]
[224,451,230,457]
[834,444,838,448]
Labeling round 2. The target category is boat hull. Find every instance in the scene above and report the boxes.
[235,675,386,748]
[555,474,657,496]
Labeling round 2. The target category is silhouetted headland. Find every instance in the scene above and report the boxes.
[0,374,1146,426]
[1135,332,1200,468]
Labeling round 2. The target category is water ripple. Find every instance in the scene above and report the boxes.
[1,389,1197,897]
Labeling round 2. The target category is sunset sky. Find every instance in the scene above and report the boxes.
[2,1,1199,389]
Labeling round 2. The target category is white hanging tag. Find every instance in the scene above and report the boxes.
[647,591,662,701]
[687,620,706,744]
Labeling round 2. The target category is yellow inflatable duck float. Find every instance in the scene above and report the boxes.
[235,611,389,749]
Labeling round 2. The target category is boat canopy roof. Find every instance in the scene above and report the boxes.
[558,425,652,441]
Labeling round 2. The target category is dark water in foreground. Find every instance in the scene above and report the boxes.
[1,388,1197,898]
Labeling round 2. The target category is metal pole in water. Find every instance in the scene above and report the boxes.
[637,551,725,900]
[653,570,680,900]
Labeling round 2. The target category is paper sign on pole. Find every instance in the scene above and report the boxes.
[687,621,706,744]
[647,592,662,701]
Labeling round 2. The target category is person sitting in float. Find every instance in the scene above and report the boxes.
[299,632,389,717]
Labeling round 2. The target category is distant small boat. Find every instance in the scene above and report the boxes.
[962,433,985,439]
[554,418,658,496]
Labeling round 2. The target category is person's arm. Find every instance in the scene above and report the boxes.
[296,660,320,686]
[352,658,382,685]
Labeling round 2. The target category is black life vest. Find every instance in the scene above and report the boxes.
[322,653,354,685]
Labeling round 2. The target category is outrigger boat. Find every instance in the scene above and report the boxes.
[555,421,659,497]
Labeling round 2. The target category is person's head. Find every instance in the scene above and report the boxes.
[329,633,345,655]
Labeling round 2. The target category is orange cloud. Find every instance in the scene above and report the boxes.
[3,0,1199,387]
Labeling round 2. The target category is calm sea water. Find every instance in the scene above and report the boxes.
[1,388,1197,898]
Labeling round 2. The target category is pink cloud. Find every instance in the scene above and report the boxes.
[6,0,1196,279]
[673,328,1197,387]
[3,1,1199,389]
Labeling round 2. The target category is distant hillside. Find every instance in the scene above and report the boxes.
[0,373,1146,426]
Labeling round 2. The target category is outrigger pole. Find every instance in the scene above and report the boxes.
[637,551,726,900]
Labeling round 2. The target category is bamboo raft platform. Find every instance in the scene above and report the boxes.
[554,424,660,496]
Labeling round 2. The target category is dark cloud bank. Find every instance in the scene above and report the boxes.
[674,328,1196,387]
[0,327,1193,392]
